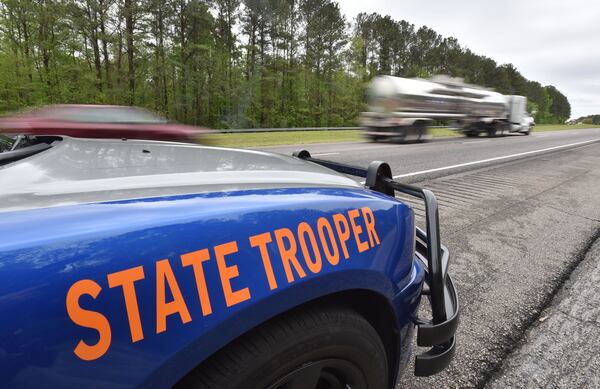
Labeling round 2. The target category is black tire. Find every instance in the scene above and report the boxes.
[364,130,380,142]
[465,131,478,138]
[175,306,389,389]
[390,126,407,143]
[414,121,427,142]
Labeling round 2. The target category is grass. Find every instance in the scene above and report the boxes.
[203,130,363,148]
[203,124,597,148]
[532,124,598,132]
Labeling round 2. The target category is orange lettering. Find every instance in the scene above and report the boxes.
[361,207,380,247]
[348,209,369,253]
[332,213,351,259]
[274,228,307,283]
[297,222,322,274]
[317,217,340,265]
[66,279,112,361]
[249,232,278,290]
[107,266,145,342]
[156,259,192,334]
[181,249,213,316]
[215,241,251,307]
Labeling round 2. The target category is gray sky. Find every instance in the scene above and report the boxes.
[339,0,600,118]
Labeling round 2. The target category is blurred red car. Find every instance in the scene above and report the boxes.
[0,105,211,142]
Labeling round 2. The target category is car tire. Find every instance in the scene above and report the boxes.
[175,306,389,389]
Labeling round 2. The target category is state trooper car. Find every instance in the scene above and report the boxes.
[0,135,458,389]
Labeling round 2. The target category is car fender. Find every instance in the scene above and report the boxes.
[0,187,417,388]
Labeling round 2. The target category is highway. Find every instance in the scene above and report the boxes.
[261,128,600,388]
[265,128,600,182]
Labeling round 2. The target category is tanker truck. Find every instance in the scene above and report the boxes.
[360,75,534,142]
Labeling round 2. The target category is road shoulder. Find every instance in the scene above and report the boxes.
[486,235,600,388]
[398,143,600,388]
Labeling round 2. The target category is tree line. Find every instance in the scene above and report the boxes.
[0,0,571,128]
[576,114,600,125]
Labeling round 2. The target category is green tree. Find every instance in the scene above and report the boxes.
[0,1,572,126]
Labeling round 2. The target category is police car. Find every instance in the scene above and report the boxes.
[0,136,458,389]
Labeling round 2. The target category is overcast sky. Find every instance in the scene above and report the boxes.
[339,0,599,118]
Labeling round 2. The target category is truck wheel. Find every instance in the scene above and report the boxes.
[364,129,381,142]
[415,121,427,142]
[176,306,389,389]
[465,131,478,137]
[392,126,407,143]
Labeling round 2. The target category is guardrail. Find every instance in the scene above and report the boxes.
[217,127,362,134]
[217,126,447,134]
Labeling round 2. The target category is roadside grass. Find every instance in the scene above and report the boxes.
[203,124,596,148]
[532,124,597,132]
[203,130,363,148]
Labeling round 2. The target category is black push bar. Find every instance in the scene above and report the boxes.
[293,150,459,377]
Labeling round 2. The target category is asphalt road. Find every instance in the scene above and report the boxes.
[486,239,600,388]
[264,128,600,182]
[262,129,600,388]
[400,141,600,388]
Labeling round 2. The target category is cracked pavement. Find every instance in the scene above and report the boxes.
[486,237,600,388]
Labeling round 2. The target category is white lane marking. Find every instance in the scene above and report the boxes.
[462,140,490,144]
[312,152,340,156]
[393,138,600,179]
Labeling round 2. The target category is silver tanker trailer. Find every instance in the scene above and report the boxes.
[360,75,534,141]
